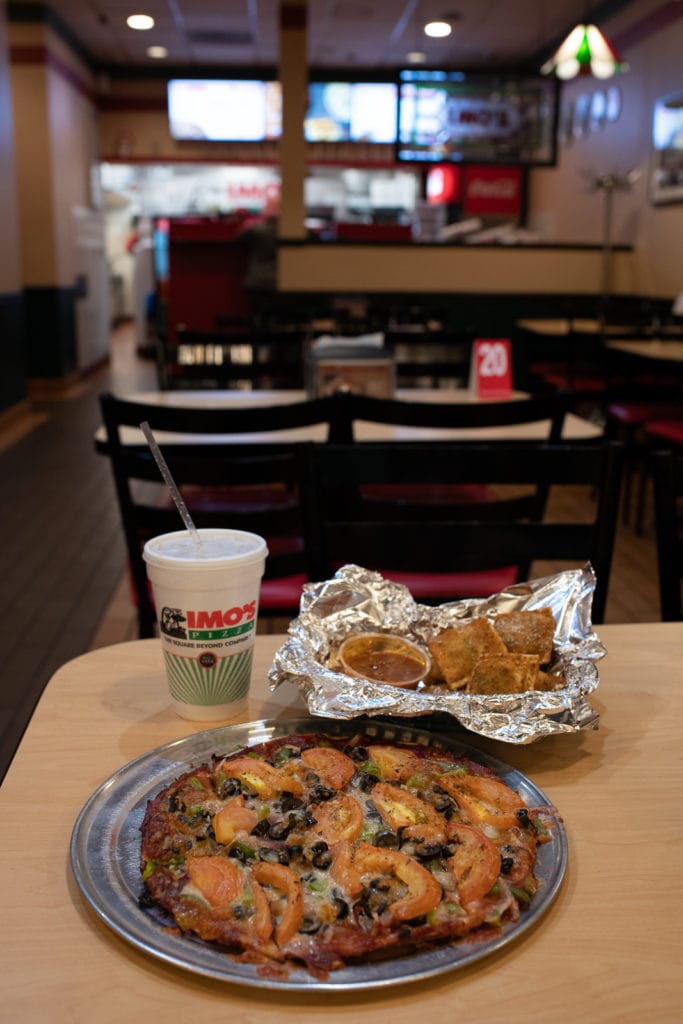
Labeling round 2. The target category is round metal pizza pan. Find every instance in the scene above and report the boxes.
[70,715,567,992]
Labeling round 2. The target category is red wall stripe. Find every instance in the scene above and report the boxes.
[280,4,307,30]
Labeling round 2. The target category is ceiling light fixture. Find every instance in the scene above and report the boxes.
[147,45,168,59]
[424,20,452,39]
[127,14,155,31]
[406,50,427,64]
[541,24,626,80]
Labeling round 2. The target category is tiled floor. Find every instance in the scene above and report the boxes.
[0,323,663,783]
[0,324,157,782]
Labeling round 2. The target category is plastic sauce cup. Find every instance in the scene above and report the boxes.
[339,632,431,689]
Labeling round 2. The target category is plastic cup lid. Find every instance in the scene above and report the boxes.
[143,529,268,571]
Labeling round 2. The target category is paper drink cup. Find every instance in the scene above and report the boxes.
[143,529,267,721]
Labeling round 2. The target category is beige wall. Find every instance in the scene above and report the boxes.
[47,32,100,287]
[0,13,21,294]
[529,6,683,298]
[9,21,98,288]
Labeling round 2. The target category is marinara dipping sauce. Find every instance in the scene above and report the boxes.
[339,632,430,689]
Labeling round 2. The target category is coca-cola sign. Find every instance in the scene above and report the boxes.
[463,166,522,215]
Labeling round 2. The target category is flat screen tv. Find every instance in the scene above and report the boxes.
[167,79,282,142]
[397,70,557,165]
[305,81,398,143]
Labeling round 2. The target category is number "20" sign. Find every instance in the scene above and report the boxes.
[472,338,513,397]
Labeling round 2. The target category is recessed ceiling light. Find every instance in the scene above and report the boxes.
[424,20,452,38]
[147,45,168,58]
[127,14,155,31]
[407,51,427,64]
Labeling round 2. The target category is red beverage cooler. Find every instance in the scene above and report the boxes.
[166,216,253,342]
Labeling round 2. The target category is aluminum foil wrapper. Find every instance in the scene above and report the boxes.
[268,563,605,744]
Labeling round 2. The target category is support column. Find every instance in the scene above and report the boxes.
[278,1,308,242]
[8,6,99,383]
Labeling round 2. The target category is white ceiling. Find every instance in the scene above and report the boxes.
[21,0,656,72]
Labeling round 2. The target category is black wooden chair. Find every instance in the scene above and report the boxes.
[332,391,573,590]
[304,440,624,624]
[336,391,569,440]
[652,449,683,620]
[99,392,342,637]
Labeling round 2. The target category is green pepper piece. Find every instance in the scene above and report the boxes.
[232,840,257,861]
[362,759,381,778]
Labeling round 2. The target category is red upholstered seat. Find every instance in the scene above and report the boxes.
[631,417,683,534]
[645,418,683,445]
[605,403,683,528]
[260,574,308,610]
[360,483,494,504]
[378,567,520,600]
[328,562,519,602]
[607,402,682,426]
[540,371,607,393]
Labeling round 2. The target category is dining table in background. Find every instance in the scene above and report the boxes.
[605,338,683,364]
[1,623,680,1022]
[93,386,603,449]
[516,318,683,339]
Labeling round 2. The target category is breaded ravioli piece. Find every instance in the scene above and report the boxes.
[536,669,565,692]
[428,618,507,690]
[468,653,541,694]
[493,608,555,664]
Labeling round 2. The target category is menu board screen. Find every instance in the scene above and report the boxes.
[397,70,557,165]
[168,79,282,141]
[305,82,398,143]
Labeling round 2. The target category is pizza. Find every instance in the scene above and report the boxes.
[139,732,557,977]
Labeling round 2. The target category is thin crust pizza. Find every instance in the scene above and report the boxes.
[140,732,556,977]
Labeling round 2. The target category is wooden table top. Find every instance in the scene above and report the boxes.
[95,387,601,446]
[606,339,683,362]
[1,624,681,1021]
[516,318,625,336]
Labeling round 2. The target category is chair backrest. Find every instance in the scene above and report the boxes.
[334,391,570,583]
[304,440,624,624]
[652,448,683,620]
[336,391,568,441]
[99,391,335,636]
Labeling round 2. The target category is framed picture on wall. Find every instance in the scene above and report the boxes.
[650,91,683,205]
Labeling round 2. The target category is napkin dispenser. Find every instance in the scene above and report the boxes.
[306,332,395,398]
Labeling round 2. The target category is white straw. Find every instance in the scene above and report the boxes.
[139,421,201,545]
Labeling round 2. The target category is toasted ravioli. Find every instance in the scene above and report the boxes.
[468,653,541,694]
[536,669,565,692]
[428,618,507,690]
[493,608,555,664]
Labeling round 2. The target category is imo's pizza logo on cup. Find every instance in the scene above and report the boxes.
[160,606,187,638]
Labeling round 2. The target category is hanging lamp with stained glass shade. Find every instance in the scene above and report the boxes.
[541,24,626,80]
